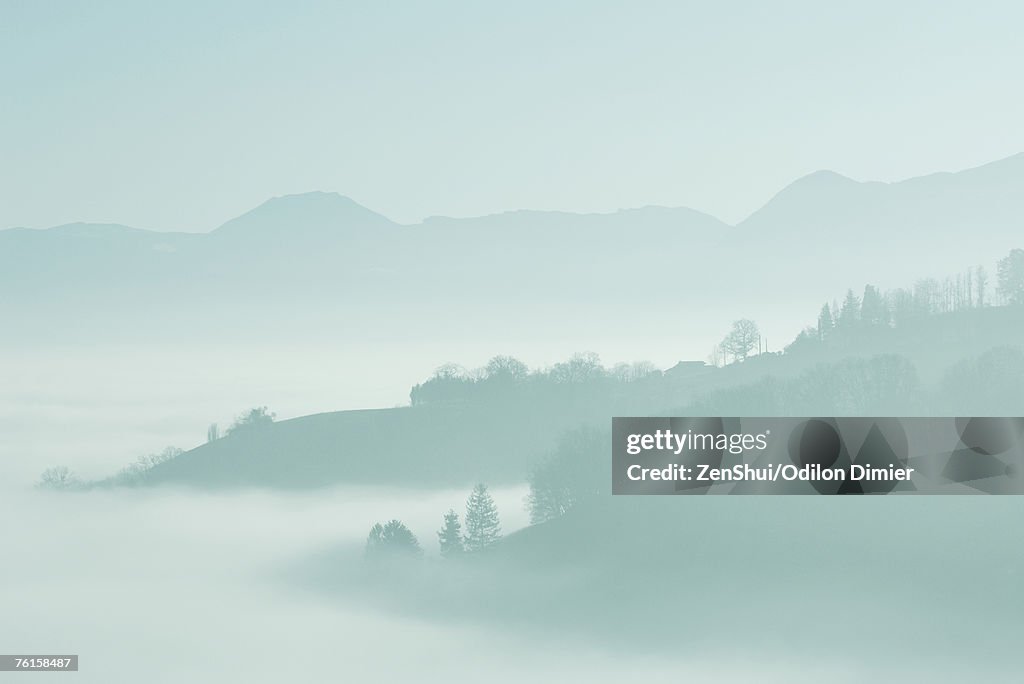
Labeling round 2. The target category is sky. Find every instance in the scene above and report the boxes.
[2,0,1023,232]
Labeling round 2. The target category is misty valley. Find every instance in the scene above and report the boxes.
[10,4,1024,680]
[5,160,1024,683]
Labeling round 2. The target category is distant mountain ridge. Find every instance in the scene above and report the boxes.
[7,152,1023,237]
[2,153,1022,350]
[738,152,1024,237]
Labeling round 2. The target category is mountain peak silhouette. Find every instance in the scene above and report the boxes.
[793,169,858,185]
[736,168,870,232]
[738,152,1024,233]
[213,191,396,237]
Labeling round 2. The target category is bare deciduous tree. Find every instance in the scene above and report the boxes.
[720,319,760,362]
[37,466,81,491]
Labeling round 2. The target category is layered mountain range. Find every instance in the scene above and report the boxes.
[4,154,1022,348]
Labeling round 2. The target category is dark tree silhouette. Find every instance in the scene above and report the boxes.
[365,519,421,560]
[484,355,529,381]
[437,509,464,558]
[409,364,471,405]
[409,352,664,405]
[464,484,501,552]
[227,406,275,435]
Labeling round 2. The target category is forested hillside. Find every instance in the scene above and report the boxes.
[99,248,1024,490]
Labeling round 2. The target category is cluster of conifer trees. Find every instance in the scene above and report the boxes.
[813,247,1023,340]
[364,483,502,561]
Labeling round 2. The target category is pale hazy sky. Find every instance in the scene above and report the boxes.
[2,0,1023,232]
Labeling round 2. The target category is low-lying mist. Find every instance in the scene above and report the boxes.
[6,485,1016,683]
[0,484,865,683]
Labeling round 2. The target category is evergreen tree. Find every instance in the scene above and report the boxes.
[838,289,861,328]
[817,303,834,339]
[464,484,501,552]
[437,509,464,558]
